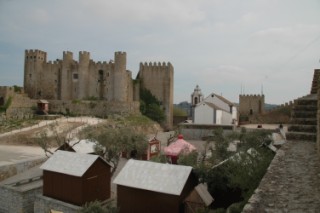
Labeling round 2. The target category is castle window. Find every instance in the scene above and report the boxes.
[29,74,32,78]
[73,73,79,80]
[26,56,28,59]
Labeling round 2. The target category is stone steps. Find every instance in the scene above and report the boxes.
[286,132,316,142]
[291,111,317,118]
[287,125,316,133]
[310,69,320,94]
[286,94,317,142]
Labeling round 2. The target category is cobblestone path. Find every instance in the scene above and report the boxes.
[243,141,320,213]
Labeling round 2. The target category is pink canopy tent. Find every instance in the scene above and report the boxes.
[164,135,196,163]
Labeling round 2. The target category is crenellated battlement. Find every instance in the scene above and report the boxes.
[63,51,73,61]
[115,51,126,56]
[25,49,47,62]
[79,51,90,62]
[239,94,265,98]
[140,61,173,69]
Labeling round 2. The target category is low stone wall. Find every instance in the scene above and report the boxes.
[0,183,42,213]
[48,100,140,118]
[178,123,234,140]
[0,157,46,182]
[34,195,81,213]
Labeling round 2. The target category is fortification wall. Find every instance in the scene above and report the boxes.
[0,86,15,103]
[24,49,134,103]
[48,100,140,117]
[138,62,174,129]
[6,93,37,119]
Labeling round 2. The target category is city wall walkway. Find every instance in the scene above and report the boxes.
[243,141,320,212]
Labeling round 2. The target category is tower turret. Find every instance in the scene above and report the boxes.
[78,51,90,99]
[113,51,127,102]
[24,49,47,98]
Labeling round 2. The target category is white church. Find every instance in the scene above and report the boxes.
[191,85,237,125]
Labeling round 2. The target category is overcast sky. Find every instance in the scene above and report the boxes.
[1,0,320,104]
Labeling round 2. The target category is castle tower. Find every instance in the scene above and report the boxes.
[191,85,204,120]
[60,51,74,100]
[239,94,265,116]
[138,61,174,129]
[78,51,90,99]
[113,52,127,102]
[24,49,47,99]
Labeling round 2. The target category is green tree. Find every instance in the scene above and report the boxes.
[79,200,118,213]
[139,87,165,123]
[173,107,187,116]
[81,124,148,175]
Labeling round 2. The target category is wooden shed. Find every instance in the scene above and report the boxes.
[37,99,49,114]
[40,150,112,206]
[184,183,214,213]
[113,159,198,213]
[56,139,96,154]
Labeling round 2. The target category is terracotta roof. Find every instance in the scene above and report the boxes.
[113,159,193,195]
[40,150,110,177]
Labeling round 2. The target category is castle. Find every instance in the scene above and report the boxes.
[23,49,173,128]
[239,94,265,116]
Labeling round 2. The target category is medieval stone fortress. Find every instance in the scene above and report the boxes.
[23,49,174,128]
[1,49,320,212]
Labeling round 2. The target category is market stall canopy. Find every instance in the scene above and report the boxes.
[164,134,196,156]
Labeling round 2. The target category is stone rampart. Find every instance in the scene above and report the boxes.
[0,183,42,213]
[0,157,46,182]
[48,100,140,118]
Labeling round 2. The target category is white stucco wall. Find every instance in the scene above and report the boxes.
[194,103,214,124]
[221,110,233,125]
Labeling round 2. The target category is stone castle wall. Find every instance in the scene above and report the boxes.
[0,86,37,119]
[24,50,133,102]
[138,62,174,129]
[48,100,140,117]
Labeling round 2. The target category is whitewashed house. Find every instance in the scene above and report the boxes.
[193,92,237,125]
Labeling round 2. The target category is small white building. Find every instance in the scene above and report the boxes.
[193,92,237,125]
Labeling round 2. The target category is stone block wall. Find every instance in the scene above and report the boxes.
[48,100,140,118]
[0,184,42,213]
[317,78,320,157]
[0,157,46,182]
[34,195,81,213]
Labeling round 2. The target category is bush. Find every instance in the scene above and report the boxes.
[79,201,118,213]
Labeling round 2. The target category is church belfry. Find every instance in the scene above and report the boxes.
[191,85,203,106]
[191,85,203,120]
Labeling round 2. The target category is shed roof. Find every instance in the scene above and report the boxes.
[194,184,214,206]
[113,159,193,196]
[38,99,49,104]
[40,150,110,177]
[68,139,96,154]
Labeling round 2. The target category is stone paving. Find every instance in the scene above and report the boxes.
[243,141,320,213]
